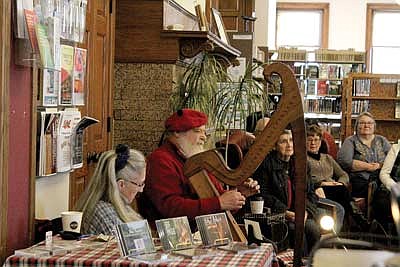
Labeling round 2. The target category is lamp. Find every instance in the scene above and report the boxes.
[390,182,400,237]
[320,215,335,232]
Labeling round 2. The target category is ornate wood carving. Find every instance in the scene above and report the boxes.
[184,62,306,266]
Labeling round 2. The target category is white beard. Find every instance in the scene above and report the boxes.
[177,139,205,159]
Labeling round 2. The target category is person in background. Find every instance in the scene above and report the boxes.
[252,128,320,255]
[375,143,400,233]
[305,118,338,160]
[75,144,146,235]
[338,112,391,199]
[139,109,259,229]
[306,124,350,232]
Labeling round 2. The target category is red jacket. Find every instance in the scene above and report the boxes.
[139,141,224,228]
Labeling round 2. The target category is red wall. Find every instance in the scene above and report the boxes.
[7,34,32,255]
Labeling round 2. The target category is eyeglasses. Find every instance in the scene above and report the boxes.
[123,179,145,187]
[358,121,374,126]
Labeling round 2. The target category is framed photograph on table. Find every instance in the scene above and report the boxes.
[211,8,229,45]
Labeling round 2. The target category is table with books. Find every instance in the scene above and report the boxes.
[3,238,275,267]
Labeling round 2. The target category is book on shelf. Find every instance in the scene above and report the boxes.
[317,80,328,95]
[47,16,61,71]
[71,116,99,169]
[115,220,155,257]
[36,110,61,176]
[195,212,233,247]
[24,8,39,53]
[15,0,34,39]
[397,82,400,98]
[41,69,60,106]
[395,102,400,119]
[35,23,54,68]
[155,216,194,251]
[307,80,317,95]
[218,242,261,255]
[307,65,319,78]
[73,48,87,106]
[60,45,74,105]
[56,109,81,173]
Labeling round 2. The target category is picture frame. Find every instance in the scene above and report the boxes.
[211,8,229,45]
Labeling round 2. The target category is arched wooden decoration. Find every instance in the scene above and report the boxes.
[184,62,306,267]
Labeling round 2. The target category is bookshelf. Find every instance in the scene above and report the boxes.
[269,48,366,142]
[341,73,400,143]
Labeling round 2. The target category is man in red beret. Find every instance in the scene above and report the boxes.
[139,109,259,229]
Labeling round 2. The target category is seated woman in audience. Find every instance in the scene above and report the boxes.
[75,144,146,235]
[375,143,400,233]
[306,124,351,231]
[338,112,391,199]
[253,128,320,255]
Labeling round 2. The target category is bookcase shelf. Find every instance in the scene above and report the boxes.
[341,73,400,143]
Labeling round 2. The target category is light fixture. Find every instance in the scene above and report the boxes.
[320,215,335,232]
[390,182,400,237]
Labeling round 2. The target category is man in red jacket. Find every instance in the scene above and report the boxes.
[139,109,259,229]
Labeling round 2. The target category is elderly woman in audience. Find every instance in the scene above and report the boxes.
[75,144,146,235]
[338,112,391,199]
[253,126,320,255]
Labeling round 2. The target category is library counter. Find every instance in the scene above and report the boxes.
[3,240,275,267]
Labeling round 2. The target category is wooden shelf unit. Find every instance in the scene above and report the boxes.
[341,73,400,143]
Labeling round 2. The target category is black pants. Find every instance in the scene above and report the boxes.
[371,185,394,232]
[288,218,320,256]
[350,175,369,198]
[322,185,353,214]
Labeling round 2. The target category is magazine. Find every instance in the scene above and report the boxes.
[115,220,155,257]
[155,216,194,251]
[195,213,233,247]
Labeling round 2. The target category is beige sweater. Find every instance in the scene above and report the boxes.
[307,153,349,186]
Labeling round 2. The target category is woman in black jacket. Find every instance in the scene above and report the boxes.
[253,129,320,255]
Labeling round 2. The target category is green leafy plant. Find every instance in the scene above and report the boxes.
[171,52,268,138]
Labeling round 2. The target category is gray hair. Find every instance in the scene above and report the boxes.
[75,148,146,224]
[354,111,376,134]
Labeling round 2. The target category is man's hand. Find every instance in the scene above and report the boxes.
[219,190,246,210]
[236,178,260,197]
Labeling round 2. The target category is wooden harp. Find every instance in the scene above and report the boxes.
[184,62,306,267]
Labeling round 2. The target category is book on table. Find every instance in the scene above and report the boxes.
[155,216,218,259]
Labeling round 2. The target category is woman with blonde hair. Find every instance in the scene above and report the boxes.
[75,144,146,235]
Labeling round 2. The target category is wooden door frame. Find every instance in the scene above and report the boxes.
[0,0,10,263]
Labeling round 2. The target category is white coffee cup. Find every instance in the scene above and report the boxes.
[61,211,83,233]
[250,198,264,214]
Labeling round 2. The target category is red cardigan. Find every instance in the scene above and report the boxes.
[139,141,224,227]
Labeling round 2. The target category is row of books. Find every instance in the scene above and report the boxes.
[306,80,342,96]
[352,79,371,96]
[292,64,363,80]
[36,109,98,176]
[115,213,261,264]
[304,98,342,114]
[351,100,370,115]
[41,46,87,106]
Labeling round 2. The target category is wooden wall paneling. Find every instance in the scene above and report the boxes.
[115,0,179,63]
[216,0,254,32]
[69,0,115,208]
[0,0,10,264]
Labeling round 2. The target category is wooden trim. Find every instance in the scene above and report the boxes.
[0,0,10,264]
[108,0,116,148]
[365,4,400,72]
[276,2,329,48]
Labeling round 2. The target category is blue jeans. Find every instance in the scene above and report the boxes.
[318,198,345,233]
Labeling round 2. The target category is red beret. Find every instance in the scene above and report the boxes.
[165,109,208,132]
